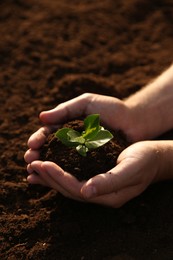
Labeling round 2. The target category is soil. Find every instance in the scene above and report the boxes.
[40,120,129,181]
[1,0,173,259]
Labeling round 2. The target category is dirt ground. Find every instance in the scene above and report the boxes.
[1,0,173,259]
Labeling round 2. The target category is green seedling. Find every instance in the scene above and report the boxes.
[55,114,113,157]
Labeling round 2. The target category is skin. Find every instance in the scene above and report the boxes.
[24,64,173,208]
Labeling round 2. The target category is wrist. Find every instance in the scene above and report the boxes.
[121,101,152,142]
[111,100,139,142]
[154,141,173,182]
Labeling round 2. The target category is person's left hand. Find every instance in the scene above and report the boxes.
[26,140,162,207]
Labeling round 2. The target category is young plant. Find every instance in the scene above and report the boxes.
[55,114,113,156]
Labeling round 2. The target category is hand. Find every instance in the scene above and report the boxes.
[24,93,134,164]
[26,141,163,207]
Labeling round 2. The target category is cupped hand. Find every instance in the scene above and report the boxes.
[26,141,162,207]
[24,93,132,164]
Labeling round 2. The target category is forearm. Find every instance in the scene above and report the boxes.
[124,64,173,141]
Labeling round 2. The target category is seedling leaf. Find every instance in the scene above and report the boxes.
[85,129,113,149]
[83,114,100,139]
[55,114,113,156]
[67,129,85,144]
[55,128,80,147]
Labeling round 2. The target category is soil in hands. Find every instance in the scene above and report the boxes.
[40,119,130,181]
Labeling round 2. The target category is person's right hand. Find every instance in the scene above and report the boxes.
[24,93,135,165]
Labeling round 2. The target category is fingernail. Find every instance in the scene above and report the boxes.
[27,164,33,174]
[83,185,97,199]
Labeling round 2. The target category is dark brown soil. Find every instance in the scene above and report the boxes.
[40,120,129,181]
[1,1,173,259]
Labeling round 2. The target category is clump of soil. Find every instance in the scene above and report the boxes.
[40,119,129,181]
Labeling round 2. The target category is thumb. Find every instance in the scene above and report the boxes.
[81,158,139,199]
[39,94,91,124]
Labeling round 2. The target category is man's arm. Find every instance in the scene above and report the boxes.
[124,64,173,141]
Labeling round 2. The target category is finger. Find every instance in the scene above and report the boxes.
[81,159,140,199]
[41,161,85,199]
[28,126,54,149]
[27,163,34,174]
[30,161,78,200]
[39,93,93,124]
[85,184,144,208]
[27,161,48,186]
[30,160,63,190]
[24,149,40,163]
[27,173,48,186]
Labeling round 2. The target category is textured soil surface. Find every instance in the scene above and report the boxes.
[1,1,173,259]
